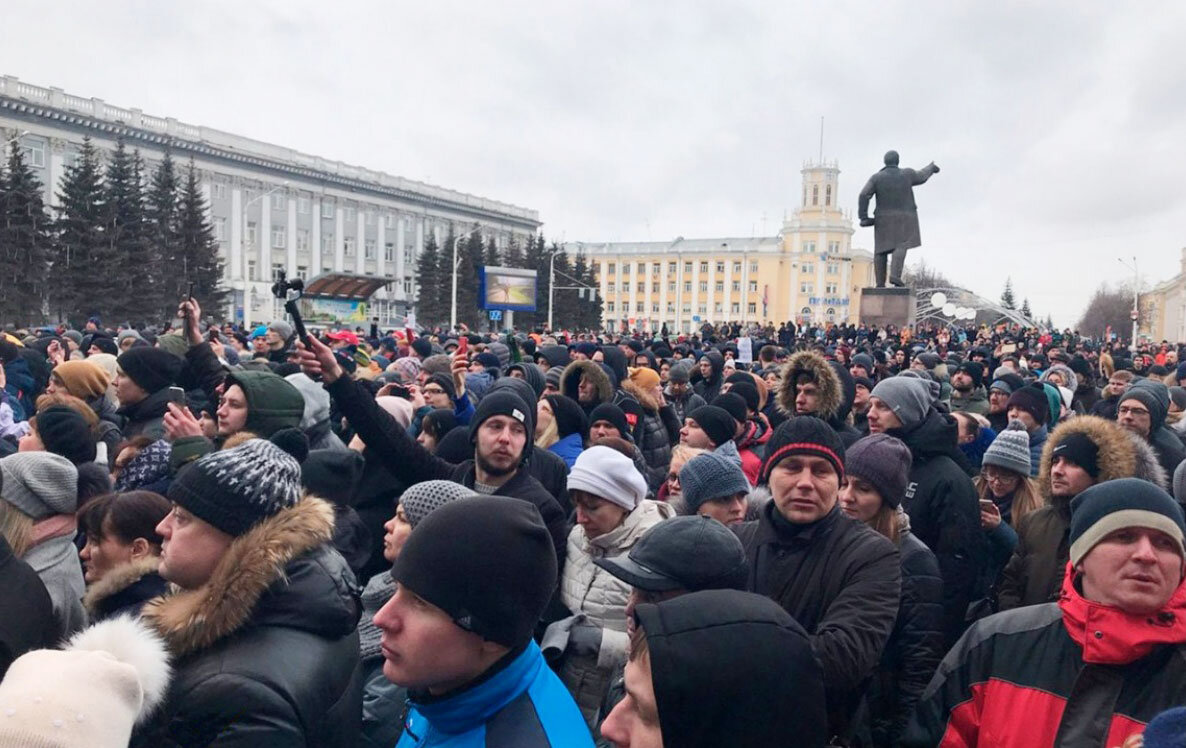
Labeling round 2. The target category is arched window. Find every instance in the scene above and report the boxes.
[801,307,812,315]
[826,307,836,316]
[825,185,832,206]
[812,185,819,206]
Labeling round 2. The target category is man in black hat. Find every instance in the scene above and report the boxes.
[589,515,750,747]
[950,361,989,416]
[295,336,568,564]
[114,346,183,440]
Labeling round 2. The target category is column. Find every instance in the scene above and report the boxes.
[376,215,386,278]
[415,218,424,263]
[355,210,366,274]
[628,260,637,329]
[740,258,750,323]
[691,259,701,331]
[722,257,732,322]
[599,258,609,330]
[334,207,345,272]
[230,187,243,281]
[258,194,271,283]
[48,138,66,209]
[675,258,684,332]
[310,199,322,277]
[658,257,668,330]
[395,217,406,300]
[286,197,297,277]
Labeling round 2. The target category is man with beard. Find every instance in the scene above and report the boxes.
[295,336,568,565]
[949,362,989,416]
[985,373,1024,433]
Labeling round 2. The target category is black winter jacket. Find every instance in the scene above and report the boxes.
[135,499,362,748]
[734,503,900,739]
[326,376,568,566]
[0,536,55,680]
[867,528,945,745]
[889,410,986,646]
[117,387,173,441]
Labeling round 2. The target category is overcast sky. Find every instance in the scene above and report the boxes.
[4,1,1185,328]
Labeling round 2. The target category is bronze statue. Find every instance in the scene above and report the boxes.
[858,151,940,287]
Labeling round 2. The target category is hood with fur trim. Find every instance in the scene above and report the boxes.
[621,377,661,413]
[777,351,844,421]
[141,497,357,657]
[560,359,614,408]
[83,555,166,618]
[1037,415,1168,500]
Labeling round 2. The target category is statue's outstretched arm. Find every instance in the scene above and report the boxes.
[911,162,940,184]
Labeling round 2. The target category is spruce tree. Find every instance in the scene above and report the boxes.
[0,143,53,327]
[525,234,548,329]
[101,140,154,323]
[483,235,500,268]
[146,152,180,321]
[178,160,228,316]
[571,249,592,330]
[1000,277,1016,310]
[415,231,443,326]
[53,137,106,325]
[1020,297,1032,318]
[577,249,603,331]
[503,235,524,269]
[550,242,575,330]
[458,227,482,328]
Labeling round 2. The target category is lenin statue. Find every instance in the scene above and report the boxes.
[857,151,940,287]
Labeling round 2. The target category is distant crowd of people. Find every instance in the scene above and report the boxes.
[2,305,1186,747]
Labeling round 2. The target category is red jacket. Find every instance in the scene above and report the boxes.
[735,415,771,486]
[905,564,1186,747]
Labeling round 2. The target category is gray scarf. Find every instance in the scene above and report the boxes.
[358,571,395,662]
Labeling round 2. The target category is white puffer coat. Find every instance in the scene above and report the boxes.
[559,499,674,721]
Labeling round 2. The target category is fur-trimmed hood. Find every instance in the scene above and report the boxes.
[83,555,165,617]
[1037,415,1168,500]
[142,497,358,657]
[777,351,844,420]
[560,359,614,407]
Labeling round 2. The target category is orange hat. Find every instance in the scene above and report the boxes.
[628,366,660,390]
[52,360,111,400]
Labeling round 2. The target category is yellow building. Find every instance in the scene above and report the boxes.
[1143,247,1186,344]
[573,161,873,334]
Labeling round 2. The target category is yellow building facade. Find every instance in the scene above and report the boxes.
[575,161,873,334]
[1143,247,1186,344]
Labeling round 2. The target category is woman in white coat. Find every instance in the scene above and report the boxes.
[557,442,674,726]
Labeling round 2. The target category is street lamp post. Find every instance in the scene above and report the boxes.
[240,181,288,325]
[450,232,467,331]
[1118,256,1139,353]
[548,250,557,332]
[3,129,29,149]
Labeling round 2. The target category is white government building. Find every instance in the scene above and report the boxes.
[0,74,541,326]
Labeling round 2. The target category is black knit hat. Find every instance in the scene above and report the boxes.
[468,391,534,462]
[1069,478,1186,566]
[425,372,456,400]
[410,338,433,359]
[34,406,96,466]
[760,416,846,484]
[687,405,736,448]
[167,434,305,537]
[727,380,760,413]
[116,347,182,394]
[588,402,629,438]
[712,393,748,428]
[301,448,365,507]
[844,434,911,508]
[955,361,984,390]
[1052,432,1101,479]
[1007,383,1050,426]
[393,496,557,648]
[544,395,588,439]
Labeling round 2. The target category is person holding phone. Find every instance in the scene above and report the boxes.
[838,434,944,746]
[972,421,1044,611]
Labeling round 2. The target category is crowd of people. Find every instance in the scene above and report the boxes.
[3,304,1186,747]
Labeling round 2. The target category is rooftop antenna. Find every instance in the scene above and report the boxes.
[819,116,824,162]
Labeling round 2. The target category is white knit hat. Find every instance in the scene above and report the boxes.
[566,445,647,510]
[0,616,171,748]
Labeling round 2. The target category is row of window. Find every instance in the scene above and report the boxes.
[605,301,759,315]
[604,261,761,276]
[213,218,414,261]
[213,184,421,231]
[799,261,842,274]
[607,280,759,294]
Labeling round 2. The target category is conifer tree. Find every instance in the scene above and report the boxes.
[146,152,180,321]
[483,235,500,268]
[1000,277,1016,310]
[415,231,443,325]
[571,249,592,331]
[53,137,106,325]
[1020,297,1032,319]
[525,234,548,329]
[458,227,483,328]
[0,143,53,327]
[101,140,153,322]
[178,160,228,316]
[502,235,524,269]
[551,242,575,330]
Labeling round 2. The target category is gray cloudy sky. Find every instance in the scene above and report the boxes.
[4,1,1185,328]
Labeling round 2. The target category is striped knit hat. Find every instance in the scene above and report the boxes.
[167,436,304,536]
[982,420,1032,476]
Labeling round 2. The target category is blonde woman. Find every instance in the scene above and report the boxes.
[661,444,705,503]
[535,395,587,469]
[974,421,1044,584]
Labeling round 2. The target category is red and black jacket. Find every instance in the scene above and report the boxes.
[905,565,1186,747]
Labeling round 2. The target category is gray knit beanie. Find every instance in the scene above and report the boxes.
[679,452,751,511]
[869,377,933,431]
[0,452,79,520]
[668,360,694,384]
[546,366,565,391]
[1174,460,1186,506]
[982,420,1032,476]
[167,437,303,537]
[399,480,478,528]
[843,434,912,508]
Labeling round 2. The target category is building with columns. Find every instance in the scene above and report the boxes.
[0,74,540,326]
[1143,247,1186,344]
[575,160,874,334]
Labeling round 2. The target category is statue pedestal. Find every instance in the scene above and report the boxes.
[859,287,915,328]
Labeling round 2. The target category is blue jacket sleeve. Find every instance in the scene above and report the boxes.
[453,393,475,426]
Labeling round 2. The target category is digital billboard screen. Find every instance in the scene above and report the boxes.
[479,266,538,311]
